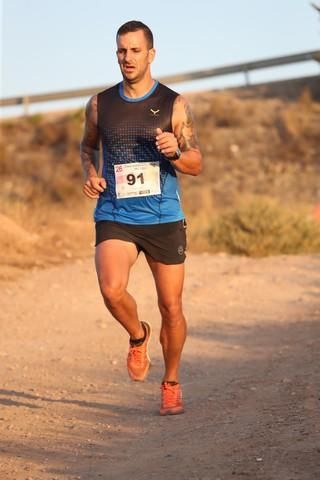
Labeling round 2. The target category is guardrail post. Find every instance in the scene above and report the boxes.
[313,52,320,72]
[23,96,30,116]
[244,69,250,86]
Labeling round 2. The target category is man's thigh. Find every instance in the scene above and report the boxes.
[95,239,138,290]
[146,255,185,305]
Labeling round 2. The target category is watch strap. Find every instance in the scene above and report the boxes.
[170,148,182,161]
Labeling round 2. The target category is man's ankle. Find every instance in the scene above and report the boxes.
[130,322,146,346]
[162,377,179,385]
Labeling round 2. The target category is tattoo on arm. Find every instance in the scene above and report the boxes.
[80,96,100,177]
[175,97,199,152]
[80,146,99,178]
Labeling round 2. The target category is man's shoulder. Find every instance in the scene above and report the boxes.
[96,84,121,115]
[157,82,180,99]
[97,83,119,98]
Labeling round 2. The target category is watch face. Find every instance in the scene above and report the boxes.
[175,148,182,159]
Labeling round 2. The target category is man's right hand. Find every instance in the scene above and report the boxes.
[83,176,107,199]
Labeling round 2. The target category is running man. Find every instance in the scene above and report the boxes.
[80,20,202,415]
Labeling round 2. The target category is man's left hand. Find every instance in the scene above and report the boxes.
[155,128,179,159]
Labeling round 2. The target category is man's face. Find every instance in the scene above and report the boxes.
[116,30,155,83]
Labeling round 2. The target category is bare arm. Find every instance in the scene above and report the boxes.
[80,95,106,199]
[155,95,202,176]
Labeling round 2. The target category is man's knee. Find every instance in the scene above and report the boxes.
[158,299,183,325]
[99,279,126,307]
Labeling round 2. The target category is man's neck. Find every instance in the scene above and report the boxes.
[122,77,155,99]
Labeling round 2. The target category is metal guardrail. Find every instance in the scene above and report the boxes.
[1,49,319,111]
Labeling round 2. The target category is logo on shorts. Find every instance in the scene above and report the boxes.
[150,108,160,116]
[178,245,184,255]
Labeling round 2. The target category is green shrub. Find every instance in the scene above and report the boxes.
[27,113,43,126]
[192,199,320,256]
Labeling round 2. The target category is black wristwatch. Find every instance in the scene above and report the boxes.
[169,148,182,161]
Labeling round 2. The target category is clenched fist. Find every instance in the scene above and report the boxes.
[83,176,107,199]
[155,128,179,158]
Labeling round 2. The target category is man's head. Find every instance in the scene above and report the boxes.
[116,20,155,84]
[116,21,154,49]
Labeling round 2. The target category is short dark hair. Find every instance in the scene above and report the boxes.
[117,21,154,49]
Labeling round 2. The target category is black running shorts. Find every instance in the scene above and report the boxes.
[95,220,187,265]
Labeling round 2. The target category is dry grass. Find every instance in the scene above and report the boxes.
[1,91,320,279]
[182,88,320,210]
[0,201,95,281]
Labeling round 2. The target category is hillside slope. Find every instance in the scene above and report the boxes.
[1,88,320,278]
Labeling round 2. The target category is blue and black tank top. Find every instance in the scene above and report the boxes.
[94,80,185,225]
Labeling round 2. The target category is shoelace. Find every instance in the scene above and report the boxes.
[128,346,144,365]
[162,384,180,407]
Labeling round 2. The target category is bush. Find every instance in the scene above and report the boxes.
[192,199,320,256]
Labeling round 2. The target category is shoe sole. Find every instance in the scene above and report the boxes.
[128,321,152,382]
[160,407,185,416]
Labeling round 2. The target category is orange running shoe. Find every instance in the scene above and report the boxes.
[127,321,151,381]
[160,382,184,415]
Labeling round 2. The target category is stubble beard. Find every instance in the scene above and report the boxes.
[120,63,149,85]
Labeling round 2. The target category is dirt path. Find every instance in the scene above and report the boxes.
[0,253,319,480]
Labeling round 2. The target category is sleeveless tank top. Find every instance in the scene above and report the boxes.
[94,81,185,225]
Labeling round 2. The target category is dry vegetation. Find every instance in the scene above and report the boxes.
[1,87,320,279]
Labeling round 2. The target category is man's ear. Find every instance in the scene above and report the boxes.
[148,48,156,64]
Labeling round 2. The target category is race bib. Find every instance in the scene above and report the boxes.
[114,162,161,199]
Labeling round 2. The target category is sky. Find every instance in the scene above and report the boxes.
[1,0,320,115]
